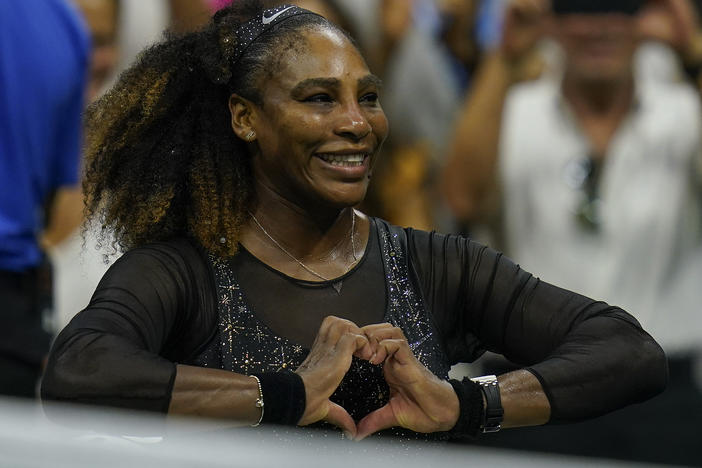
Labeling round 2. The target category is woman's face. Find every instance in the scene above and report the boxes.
[248,27,389,210]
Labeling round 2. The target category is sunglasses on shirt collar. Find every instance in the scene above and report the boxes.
[552,0,644,16]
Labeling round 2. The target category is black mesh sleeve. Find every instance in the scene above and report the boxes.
[41,239,217,412]
[405,227,667,422]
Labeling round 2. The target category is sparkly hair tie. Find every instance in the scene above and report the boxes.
[228,4,322,65]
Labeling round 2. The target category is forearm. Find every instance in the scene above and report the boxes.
[168,364,261,425]
[498,369,550,428]
[443,52,516,221]
[527,315,667,422]
[41,187,84,250]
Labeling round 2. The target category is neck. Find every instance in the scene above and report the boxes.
[562,71,634,117]
[241,182,364,279]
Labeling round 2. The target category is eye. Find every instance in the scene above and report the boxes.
[303,93,334,103]
[360,92,379,105]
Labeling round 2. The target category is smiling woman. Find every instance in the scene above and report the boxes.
[41,0,666,443]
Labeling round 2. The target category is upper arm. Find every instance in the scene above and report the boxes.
[409,230,666,420]
[409,229,641,364]
[42,240,215,411]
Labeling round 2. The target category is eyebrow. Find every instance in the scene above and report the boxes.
[290,74,383,96]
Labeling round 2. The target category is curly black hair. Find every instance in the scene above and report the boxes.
[83,0,349,257]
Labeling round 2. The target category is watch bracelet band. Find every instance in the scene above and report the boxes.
[470,374,504,433]
[250,370,306,426]
[447,378,484,438]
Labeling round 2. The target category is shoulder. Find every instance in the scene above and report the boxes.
[501,78,562,147]
[636,80,702,157]
[100,237,211,292]
[506,77,559,111]
[0,0,91,64]
[371,217,480,265]
[638,80,701,126]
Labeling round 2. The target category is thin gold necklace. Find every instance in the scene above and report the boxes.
[248,209,357,282]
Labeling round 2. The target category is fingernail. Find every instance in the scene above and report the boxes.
[343,431,353,440]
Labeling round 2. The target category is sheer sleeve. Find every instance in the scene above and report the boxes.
[41,238,217,412]
[404,227,667,423]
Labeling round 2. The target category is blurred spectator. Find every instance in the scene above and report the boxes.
[335,0,488,230]
[49,0,211,332]
[443,0,702,464]
[0,0,90,398]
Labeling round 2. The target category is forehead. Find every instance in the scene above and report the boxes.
[270,27,370,88]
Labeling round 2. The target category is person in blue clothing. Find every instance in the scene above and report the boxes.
[0,0,90,397]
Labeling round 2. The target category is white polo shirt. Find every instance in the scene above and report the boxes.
[498,75,702,354]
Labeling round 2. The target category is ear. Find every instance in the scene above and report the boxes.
[228,94,258,142]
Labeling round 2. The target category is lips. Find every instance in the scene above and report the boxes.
[315,153,369,167]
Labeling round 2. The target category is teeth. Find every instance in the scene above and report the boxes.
[317,153,366,167]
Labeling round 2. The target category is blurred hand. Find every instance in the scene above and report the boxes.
[501,0,549,62]
[381,0,413,45]
[295,316,373,437]
[355,324,459,440]
[638,0,702,63]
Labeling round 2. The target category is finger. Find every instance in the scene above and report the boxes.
[338,332,372,362]
[355,404,397,441]
[365,326,407,364]
[377,338,413,366]
[312,315,340,348]
[361,323,396,363]
[322,316,363,344]
[366,326,406,343]
[324,401,358,439]
[510,0,545,22]
[359,323,394,335]
[351,334,374,361]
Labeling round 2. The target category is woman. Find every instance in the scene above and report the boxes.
[41,2,666,441]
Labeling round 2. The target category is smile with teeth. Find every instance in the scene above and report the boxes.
[316,153,368,167]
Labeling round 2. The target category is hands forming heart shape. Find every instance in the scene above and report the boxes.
[294,316,460,441]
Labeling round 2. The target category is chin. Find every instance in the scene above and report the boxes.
[321,194,367,210]
[319,183,369,207]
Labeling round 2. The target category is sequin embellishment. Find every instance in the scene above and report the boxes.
[192,220,450,439]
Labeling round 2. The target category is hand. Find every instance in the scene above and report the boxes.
[637,0,702,64]
[501,0,549,63]
[295,316,373,437]
[355,324,460,440]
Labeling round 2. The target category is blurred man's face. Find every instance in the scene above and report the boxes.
[552,13,639,84]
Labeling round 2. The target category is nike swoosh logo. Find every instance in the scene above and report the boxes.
[262,6,294,25]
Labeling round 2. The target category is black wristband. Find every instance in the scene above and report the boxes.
[447,378,484,438]
[251,371,306,426]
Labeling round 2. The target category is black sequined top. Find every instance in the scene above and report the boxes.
[191,220,451,439]
[42,218,667,431]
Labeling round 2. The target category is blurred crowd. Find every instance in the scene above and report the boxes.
[1,0,701,465]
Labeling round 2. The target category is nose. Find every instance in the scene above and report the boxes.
[335,102,372,141]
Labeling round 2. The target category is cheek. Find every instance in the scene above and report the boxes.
[369,111,389,142]
[283,114,329,146]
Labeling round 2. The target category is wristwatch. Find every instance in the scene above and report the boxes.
[470,375,504,433]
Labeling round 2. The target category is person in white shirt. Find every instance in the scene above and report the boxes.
[443,0,702,464]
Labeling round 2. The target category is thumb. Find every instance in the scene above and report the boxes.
[355,404,397,441]
[324,401,358,439]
